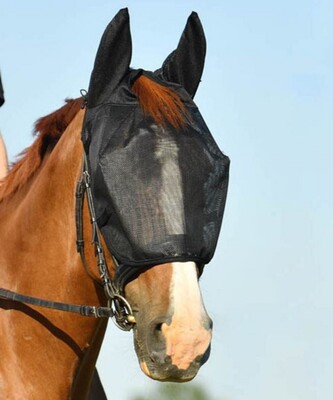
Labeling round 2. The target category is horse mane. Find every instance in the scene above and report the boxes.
[0,98,84,200]
[0,75,185,201]
[132,75,186,129]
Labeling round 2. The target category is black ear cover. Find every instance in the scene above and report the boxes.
[87,8,132,108]
[160,12,206,98]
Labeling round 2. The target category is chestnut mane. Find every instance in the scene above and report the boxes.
[0,98,84,200]
[0,75,185,201]
[131,75,186,128]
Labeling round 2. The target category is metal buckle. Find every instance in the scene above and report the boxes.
[92,306,98,318]
[110,295,136,331]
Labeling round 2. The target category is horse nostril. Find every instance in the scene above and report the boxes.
[205,316,213,331]
[150,318,168,345]
[155,322,163,332]
[148,319,168,364]
[152,321,164,341]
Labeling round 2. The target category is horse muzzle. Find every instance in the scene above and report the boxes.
[134,314,212,382]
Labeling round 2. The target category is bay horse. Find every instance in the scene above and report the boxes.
[0,9,229,400]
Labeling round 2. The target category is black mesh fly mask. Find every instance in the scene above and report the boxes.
[81,9,230,289]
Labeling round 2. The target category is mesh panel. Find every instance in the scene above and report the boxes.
[83,72,229,268]
[82,71,229,266]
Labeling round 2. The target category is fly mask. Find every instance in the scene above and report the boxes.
[81,8,230,290]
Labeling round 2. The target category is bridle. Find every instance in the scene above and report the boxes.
[74,152,136,330]
[0,152,136,331]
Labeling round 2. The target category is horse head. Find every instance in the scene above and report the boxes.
[83,8,229,382]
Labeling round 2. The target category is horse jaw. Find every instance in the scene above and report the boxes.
[126,262,212,382]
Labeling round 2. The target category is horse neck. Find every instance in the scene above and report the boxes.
[0,110,108,399]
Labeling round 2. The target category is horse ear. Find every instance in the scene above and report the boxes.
[87,8,132,108]
[160,12,206,98]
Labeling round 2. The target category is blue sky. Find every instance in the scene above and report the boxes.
[1,1,332,399]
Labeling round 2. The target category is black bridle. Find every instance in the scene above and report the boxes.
[0,153,136,331]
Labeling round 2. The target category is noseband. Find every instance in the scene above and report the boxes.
[0,153,136,332]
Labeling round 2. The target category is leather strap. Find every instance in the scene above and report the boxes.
[0,288,112,318]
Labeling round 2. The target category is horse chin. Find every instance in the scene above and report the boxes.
[139,348,210,383]
[139,359,202,383]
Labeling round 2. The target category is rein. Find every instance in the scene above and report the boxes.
[0,153,136,332]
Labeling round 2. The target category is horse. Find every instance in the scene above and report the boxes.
[0,9,229,400]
